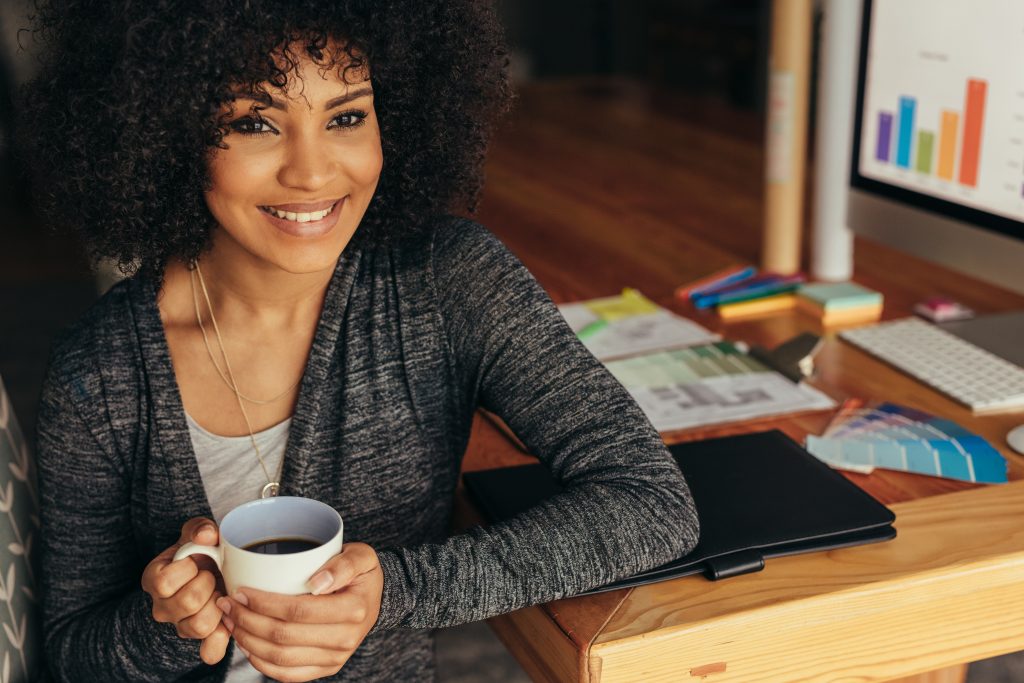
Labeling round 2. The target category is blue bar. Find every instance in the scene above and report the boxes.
[872,445,906,471]
[897,96,916,169]
[843,442,875,469]
[905,442,939,476]
[933,442,971,481]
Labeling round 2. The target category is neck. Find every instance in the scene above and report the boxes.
[190,237,337,331]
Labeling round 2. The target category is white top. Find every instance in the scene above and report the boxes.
[186,411,292,683]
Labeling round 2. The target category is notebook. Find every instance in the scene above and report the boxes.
[463,430,896,594]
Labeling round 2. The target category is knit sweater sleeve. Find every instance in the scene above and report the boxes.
[372,221,700,631]
[35,348,212,682]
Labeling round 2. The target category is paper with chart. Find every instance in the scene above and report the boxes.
[603,342,836,433]
[805,402,1008,484]
[558,288,719,360]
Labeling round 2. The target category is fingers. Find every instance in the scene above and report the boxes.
[142,517,220,601]
[231,623,352,669]
[245,652,341,683]
[179,516,219,547]
[153,569,217,624]
[143,555,199,607]
[176,590,225,639]
[221,596,357,677]
[199,623,231,666]
[225,587,367,626]
[218,592,365,640]
[220,593,364,674]
[307,543,379,596]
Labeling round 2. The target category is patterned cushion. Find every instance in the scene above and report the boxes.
[0,378,41,682]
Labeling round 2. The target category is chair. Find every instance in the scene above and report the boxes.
[0,376,41,682]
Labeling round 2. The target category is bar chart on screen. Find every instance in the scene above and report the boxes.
[857,0,1024,223]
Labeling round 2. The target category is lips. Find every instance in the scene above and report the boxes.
[263,199,339,213]
[259,197,345,238]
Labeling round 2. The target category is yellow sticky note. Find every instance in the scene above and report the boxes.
[585,288,659,321]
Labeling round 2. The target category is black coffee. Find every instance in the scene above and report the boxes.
[243,537,320,555]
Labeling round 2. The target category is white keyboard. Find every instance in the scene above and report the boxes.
[840,318,1024,413]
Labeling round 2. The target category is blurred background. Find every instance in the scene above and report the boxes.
[0,1,1021,681]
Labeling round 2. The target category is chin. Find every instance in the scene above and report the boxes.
[267,228,360,274]
[265,246,347,275]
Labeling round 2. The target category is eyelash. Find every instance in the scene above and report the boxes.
[228,110,368,137]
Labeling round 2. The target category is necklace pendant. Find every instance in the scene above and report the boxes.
[260,482,280,499]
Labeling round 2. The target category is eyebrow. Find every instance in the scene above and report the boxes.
[244,86,374,112]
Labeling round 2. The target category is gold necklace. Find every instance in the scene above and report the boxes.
[190,263,285,498]
[188,270,301,405]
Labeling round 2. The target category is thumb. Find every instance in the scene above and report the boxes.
[306,543,378,596]
[179,516,219,548]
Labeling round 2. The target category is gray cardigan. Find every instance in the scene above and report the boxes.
[35,219,699,682]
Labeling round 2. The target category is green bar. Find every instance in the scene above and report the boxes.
[575,319,608,341]
[714,341,740,355]
[692,345,718,359]
[916,130,935,173]
[739,355,770,372]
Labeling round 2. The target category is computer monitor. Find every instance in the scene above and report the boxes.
[847,0,1024,296]
[847,0,1024,455]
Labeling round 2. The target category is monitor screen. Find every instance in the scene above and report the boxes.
[850,0,1024,243]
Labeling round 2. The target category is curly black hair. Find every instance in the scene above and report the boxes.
[19,0,512,276]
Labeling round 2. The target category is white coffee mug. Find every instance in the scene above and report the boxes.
[173,496,344,595]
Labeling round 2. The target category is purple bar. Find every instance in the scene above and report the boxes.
[876,112,894,162]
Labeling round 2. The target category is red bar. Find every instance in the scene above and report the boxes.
[958,78,987,187]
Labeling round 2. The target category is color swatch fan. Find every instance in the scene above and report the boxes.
[805,402,1008,484]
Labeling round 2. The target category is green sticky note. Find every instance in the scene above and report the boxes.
[797,282,883,311]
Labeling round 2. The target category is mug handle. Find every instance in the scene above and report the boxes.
[173,542,224,570]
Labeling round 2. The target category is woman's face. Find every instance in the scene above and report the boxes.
[205,48,382,275]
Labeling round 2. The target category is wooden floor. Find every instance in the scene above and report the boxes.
[1,80,1021,682]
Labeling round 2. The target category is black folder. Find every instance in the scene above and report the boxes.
[463,430,896,594]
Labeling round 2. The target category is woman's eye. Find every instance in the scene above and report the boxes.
[328,111,368,130]
[229,116,276,136]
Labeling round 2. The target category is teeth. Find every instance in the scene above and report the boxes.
[264,204,335,222]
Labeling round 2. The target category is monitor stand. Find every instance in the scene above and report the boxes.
[939,310,1024,368]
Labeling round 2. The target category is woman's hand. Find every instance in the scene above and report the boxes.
[216,542,384,683]
[141,517,231,665]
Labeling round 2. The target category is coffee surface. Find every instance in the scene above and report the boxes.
[243,537,320,555]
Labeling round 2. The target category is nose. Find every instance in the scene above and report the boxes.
[277,131,336,192]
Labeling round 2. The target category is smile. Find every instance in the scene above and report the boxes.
[259,200,340,223]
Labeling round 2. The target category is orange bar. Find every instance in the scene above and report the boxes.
[938,111,959,181]
[959,79,987,187]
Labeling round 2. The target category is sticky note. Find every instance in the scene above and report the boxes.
[584,288,660,321]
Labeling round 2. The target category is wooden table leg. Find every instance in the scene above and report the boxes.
[885,664,968,683]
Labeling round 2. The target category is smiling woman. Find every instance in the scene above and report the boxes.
[19,2,700,683]
[203,46,383,275]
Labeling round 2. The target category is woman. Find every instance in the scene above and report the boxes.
[23,1,699,681]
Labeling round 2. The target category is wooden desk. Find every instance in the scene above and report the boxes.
[462,79,1024,683]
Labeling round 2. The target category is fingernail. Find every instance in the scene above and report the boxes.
[233,591,249,606]
[222,615,234,631]
[308,570,333,595]
[194,523,214,540]
[238,645,249,657]
[217,598,231,615]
